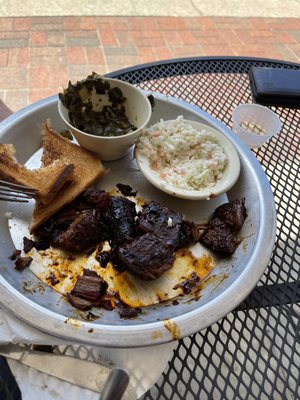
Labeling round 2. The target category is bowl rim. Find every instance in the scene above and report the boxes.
[58,78,152,141]
[135,119,241,200]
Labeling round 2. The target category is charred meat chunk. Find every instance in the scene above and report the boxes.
[15,256,33,270]
[82,268,102,277]
[23,237,35,253]
[211,198,247,231]
[137,201,191,249]
[200,224,239,255]
[95,250,111,268]
[35,210,81,244]
[34,190,107,245]
[36,185,109,246]
[206,216,228,229]
[173,272,200,294]
[199,199,247,256]
[83,187,112,208]
[67,293,93,311]
[179,220,199,247]
[116,183,137,197]
[8,249,21,260]
[119,307,141,319]
[100,291,121,311]
[106,248,127,272]
[23,236,49,253]
[70,269,108,302]
[104,196,137,246]
[52,210,105,253]
[118,233,175,280]
[33,239,50,251]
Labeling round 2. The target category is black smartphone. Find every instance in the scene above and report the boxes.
[249,67,300,107]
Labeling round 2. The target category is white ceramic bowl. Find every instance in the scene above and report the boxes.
[58,78,152,161]
[135,119,241,200]
[232,104,282,149]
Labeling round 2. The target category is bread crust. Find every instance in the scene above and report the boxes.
[30,122,105,232]
[0,143,74,205]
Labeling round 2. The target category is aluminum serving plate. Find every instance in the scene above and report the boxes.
[0,93,276,347]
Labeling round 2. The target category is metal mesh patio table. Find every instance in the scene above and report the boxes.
[0,56,299,400]
[107,56,300,400]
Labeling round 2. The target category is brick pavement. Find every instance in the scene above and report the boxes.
[0,16,300,112]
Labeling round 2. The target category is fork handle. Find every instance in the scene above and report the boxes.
[0,356,22,400]
[100,368,129,400]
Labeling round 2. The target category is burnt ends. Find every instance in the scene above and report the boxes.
[199,198,247,255]
[29,186,247,314]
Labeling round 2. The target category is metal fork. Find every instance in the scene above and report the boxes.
[0,180,37,203]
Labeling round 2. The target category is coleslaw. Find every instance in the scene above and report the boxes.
[136,116,227,191]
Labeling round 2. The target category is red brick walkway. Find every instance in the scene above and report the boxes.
[0,16,300,112]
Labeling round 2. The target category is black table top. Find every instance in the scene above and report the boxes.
[107,56,300,400]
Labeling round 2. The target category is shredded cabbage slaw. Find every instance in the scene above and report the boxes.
[136,116,227,191]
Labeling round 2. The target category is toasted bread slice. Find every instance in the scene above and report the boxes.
[0,143,74,205]
[30,122,105,232]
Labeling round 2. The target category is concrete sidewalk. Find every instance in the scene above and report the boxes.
[0,0,299,18]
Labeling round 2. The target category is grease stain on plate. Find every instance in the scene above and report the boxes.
[28,241,215,309]
[163,319,181,341]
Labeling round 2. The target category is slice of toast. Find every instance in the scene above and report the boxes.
[30,122,105,232]
[0,143,74,205]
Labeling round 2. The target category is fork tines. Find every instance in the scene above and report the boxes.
[0,180,37,203]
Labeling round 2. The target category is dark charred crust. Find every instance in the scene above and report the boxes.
[23,237,35,253]
[51,210,106,253]
[137,201,194,250]
[116,183,138,197]
[119,307,142,319]
[199,199,247,255]
[15,256,33,270]
[70,270,108,302]
[33,184,246,315]
[103,196,137,246]
[9,249,21,260]
[83,187,111,207]
[95,250,111,268]
[67,293,92,311]
[173,272,200,294]
[23,236,50,253]
[118,233,175,280]
[46,271,60,286]
[211,198,247,231]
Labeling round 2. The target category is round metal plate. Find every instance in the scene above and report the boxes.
[0,93,276,347]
